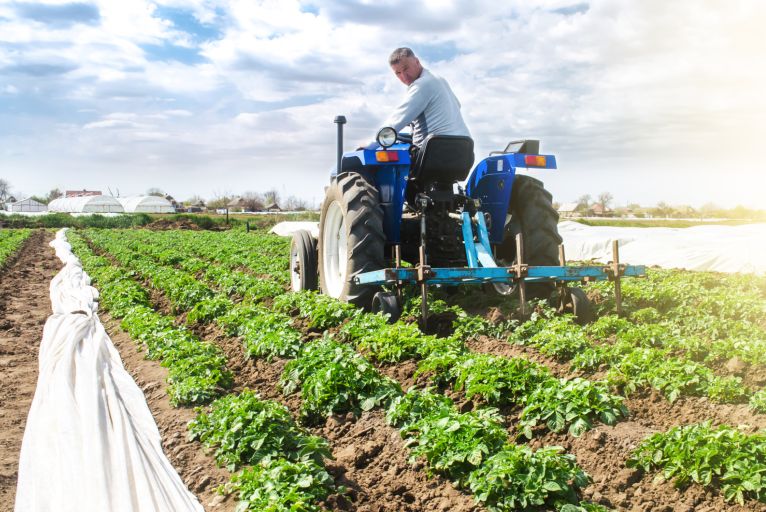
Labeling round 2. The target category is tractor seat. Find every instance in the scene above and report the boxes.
[410,135,475,186]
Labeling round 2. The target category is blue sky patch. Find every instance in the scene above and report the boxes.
[415,41,460,64]
[154,6,224,43]
[552,3,590,16]
[299,2,320,15]
[2,62,78,76]
[141,43,207,65]
[13,2,100,28]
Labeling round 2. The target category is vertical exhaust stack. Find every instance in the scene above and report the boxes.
[334,115,346,175]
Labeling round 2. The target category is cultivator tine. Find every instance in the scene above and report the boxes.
[612,240,623,316]
[419,197,429,329]
[557,244,568,312]
[394,244,403,303]
[515,234,527,316]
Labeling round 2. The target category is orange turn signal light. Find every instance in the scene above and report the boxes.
[524,155,547,167]
[375,151,399,162]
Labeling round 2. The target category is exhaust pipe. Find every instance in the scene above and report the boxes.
[334,115,346,175]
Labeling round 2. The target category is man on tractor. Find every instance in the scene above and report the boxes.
[361,47,471,152]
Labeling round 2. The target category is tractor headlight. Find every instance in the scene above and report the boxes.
[376,127,397,148]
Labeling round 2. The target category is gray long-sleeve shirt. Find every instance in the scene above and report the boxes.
[383,68,470,147]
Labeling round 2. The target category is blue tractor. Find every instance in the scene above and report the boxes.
[289,116,644,324]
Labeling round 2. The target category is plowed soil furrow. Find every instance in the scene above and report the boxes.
[465,333,766,511]
[81,229,766,512]
[193,324,481,512]
[81,234,481,511]
[0,230,58,511]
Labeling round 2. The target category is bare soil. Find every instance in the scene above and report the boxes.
[6,230,766,511]
[0,230,59,511]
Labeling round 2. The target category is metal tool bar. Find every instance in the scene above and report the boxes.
[354,264,647,286]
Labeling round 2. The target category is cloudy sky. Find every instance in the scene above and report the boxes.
[1,0,764,208]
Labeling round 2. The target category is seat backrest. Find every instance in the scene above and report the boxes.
[411,135,475,185]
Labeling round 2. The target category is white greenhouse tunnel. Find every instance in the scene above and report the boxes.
[117,196,175,213]
[48,195,124,213]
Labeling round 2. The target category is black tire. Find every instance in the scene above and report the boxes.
[495,175,562,298]
[568,287,594,325]
[551,287,594,325]
[318,173,385,308]
[290,230,318,291]
[372,291,401,322]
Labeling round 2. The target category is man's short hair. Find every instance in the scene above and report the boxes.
[389,47,416,66]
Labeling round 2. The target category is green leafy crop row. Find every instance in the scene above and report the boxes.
[281,337,402,424]
[387,388,593,511]
[628,422,766,505]
[0,228,31,266]
[68,231,232,405]
[188,391,338,511]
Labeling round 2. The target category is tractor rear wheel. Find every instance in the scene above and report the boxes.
[318,173,385,308]
[493,174,562,298]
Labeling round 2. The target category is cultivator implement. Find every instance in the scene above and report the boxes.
[354,209,646,325]
[290,115,648,327]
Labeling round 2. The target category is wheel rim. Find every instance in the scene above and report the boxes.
[322,200,347,298]
[290,239,301,291]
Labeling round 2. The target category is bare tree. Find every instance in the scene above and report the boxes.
[654,201,671,218]
[206,196,229,209]
[242,191,264,212]
[146,187,165,197]
[263,189,280,206]
[283,195,309,211]
[206,189,232,210]
[185,195,205,206]
[46,188,62,203]
[597,192,613,210]
[0,178,10,203]
[575,194,591,212]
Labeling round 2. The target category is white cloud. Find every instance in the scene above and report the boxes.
[1,0,764,208]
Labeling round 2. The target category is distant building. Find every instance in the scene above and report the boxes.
[264,202,281,212]
[6,197,47,212]
[227,197,248,212]
[66,189,102,198]
[590,204,613,217]
[164,194,181,210]
[557,202,579,218]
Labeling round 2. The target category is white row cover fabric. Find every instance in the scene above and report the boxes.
[559,221,766,275]
[270,221,320,238]
[117,196,175,213]
[270,220,765,275]
[48,195,125,213]
[15,230,203,512]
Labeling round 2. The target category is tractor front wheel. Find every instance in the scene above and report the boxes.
[494,175,563,298]
[290,230,318,292]
[318,173,385,307]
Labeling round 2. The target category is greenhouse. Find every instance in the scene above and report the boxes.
[6,198,47,213]
[48,195,124,213]
[117,196,175,213]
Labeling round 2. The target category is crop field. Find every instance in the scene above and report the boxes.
[2,226,766,512]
